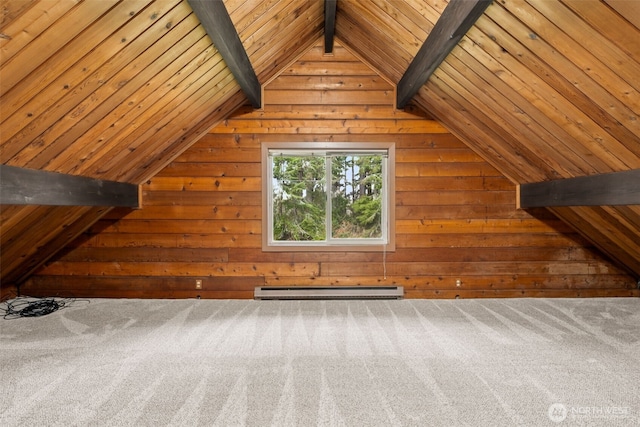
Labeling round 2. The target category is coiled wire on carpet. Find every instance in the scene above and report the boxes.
[0,296,83,319]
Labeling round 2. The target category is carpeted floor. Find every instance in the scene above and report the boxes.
[1,297,639,426]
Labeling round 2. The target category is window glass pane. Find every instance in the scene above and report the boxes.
[331,155,383,239]
[265,144,392,250]
[272,155,326,241]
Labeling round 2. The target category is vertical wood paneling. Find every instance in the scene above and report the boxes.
[25,39,637,298]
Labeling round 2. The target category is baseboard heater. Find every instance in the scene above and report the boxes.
[254,286,404,300]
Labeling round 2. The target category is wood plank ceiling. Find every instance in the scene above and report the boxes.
[0,0,323,286]
[336,0,640,277]
[1,0,639,289]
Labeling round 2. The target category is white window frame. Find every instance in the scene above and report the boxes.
[262,142,395,252]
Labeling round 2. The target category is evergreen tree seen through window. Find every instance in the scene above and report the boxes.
[268,149,388,246]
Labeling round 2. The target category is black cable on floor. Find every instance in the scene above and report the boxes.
[0,296,84,320]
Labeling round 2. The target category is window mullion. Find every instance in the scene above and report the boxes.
[326,156,332,242]
[381,157,387,239]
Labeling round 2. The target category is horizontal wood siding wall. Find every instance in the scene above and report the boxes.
[24,41,637,298]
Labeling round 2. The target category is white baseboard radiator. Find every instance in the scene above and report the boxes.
[254,286,404,300]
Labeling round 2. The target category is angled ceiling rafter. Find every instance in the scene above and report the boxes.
[324,0,337,53]
[397,0,493,108]
[187,0,261,108]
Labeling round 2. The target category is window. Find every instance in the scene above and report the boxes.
[262,142,395,251]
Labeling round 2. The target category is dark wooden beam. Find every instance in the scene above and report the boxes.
[187,0,261,108]
[518,169,640,208]
[396,0,492,109]
[0,165,140,207]
[324,0,337,53]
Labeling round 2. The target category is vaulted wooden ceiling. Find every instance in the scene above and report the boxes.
[1,0,639,288]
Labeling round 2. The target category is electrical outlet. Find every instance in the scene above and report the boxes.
[455,279,462,287]
[195,279,202,289]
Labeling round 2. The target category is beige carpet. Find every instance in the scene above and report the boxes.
[1,298,639,426]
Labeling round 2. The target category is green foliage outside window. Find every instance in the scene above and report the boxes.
[271,152,384,242]
[272,156,326,241]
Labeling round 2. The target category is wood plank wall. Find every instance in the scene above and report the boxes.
[0,0,249,288]
[23,40,638,298]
